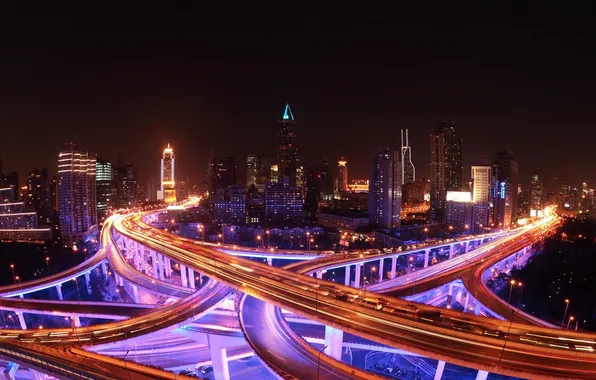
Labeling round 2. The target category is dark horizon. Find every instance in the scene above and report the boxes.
[1,6,595,189]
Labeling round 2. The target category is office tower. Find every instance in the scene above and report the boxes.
[213,184,246,224]
[319,160,334,200]
[96,157,114,220]
[0,187,51,242]
[337,157,348,192]
[207,155,237,201]
[147,177,157,202]
[471,166,492,203]
[57,143,97,245]
[368,147,401,228]
[265,179,303,226]
[246,185,265,225]
[402,179,430,204]
[277,103,299,185]
[494,151,519,220]
[50,177,58,212]
[27,168,48,219]
[136,183,147,204]
[530,172,543,211]
[401,129,415,184]
[114,163,137,208]
[1,171,19,200]
[430,120,463,221]
[494,180,513,227]
[270,164,279,183]
[246,154,269,192]
[159,144,176,204]
[176,179,189,202]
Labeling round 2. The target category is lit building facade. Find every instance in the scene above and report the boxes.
[494,180,513,227]
[368,147,401,228]
[471,166,492,203]
[530,172,543,212]
[57,143,97,245]
[114,163,137,208]
[207,155,237,200]
[213,184,246,225]
[430,121,463,221]
[96,157,114,221]
[401,129,415,184]
[494,151,519,220]
[246,154,268,192]
[160,144,176,204]
[277,104,299,185]
[265,180,303,226]
[348,180,369,194]
[0,187,51,242]
[26,168,49,224]
[337,157,348,192]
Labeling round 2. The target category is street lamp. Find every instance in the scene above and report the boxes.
[256,235,262,248]
[567,316,574,330]
[10,264,15,284]
[561,299,570,327]
[73,278,81,300]
[507,279,516,304]
[266,230,270,248]
[309,238,314,251]
[317,345,328,380]
[45,257,50,273]
[218,233,223,244]
[516,281,524,308]
[230,227,235,245]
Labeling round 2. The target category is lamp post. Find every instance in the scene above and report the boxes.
[256,235,262,248]
[45,257,50,274]
[516,281,524,308]
[507,279,516,304]
[306,232,310,250]
[218,233,223,244]
[230,227,235,245]
[266,230,270,248]
[317,345,328,380]
[561,299,570,327]
[566,316,574,330]
[309,238,314,251]
[73,278,81,301]
[10,264,15,284]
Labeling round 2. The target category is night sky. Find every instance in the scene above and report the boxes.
[1,5,595,188]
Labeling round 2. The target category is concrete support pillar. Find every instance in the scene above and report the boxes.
[474,302,481,316]
[101,261,108,277]
[16,312,26,330]
[344,265,351,286]
[73,315,81,327]
[151,251,158,278]
[465,242,470,252]
[3,362,18,380]
[448,246,454,259]
[158,254,165,281]
[18,294,23,299]
[84,272,92,294]
[28,369,44,380]
[316,271,323,279]
[56,284,63,300]
[188,269,196,289]
[424,250,430,268]
[267,257,273,266]
[139,249,145,273]
[463,292,470,312]
[354,264,362,288]
[180,264,188,287]
[434,360,446,380]
[378,258,384,283]
[390,257,397,278]
[209,336,231,380]
[475,370,489,380]
[324,325,344,360]
[131,284,140,303]
[167,257,173,278]
[118,274,124,287]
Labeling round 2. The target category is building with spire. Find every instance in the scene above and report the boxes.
[277,103,299,186]
[160,144,176,204]
[337,157,348,192]
[401,129,415,185]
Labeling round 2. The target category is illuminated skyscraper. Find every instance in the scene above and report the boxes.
[277,103,299,185]
[430,121,463,221]
[246,154,268,192]
[57,143,97,245]
[494,151,519,220]
[337,157,348,192]
[471,166,492,203]
[160,144,176,204]
[207,154,237,200]
[401,129,415,184]
[96,157,114,221]
[530,172,543,211]
[368,147,401,228]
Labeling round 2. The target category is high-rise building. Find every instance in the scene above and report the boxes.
[270,164,279,183]
[213,184,246,224]
[57,143,97,245]
[265,180,303,226]
[430,121,463,221]
[1,171,19,200]
[50,177,58,212]
[176,178,189,202]
[96,157,114,221]
[136,183,147,204]
[160,144,176,204]
[147,177,157,202]
[277,103,299,185]
[319,160,334,200]
[207,155,237,200]
[114,163,137,208]
[402,179,430,204]
[26,169,48,222]
[0,187,51,242]
[530,172,543,211]
[246,185,265,225]
[246,154,269,192]
[401,129,415,184]
[337,157,348,192]
[494,151,519,220]
[368,147,401,228]
[494,180,513,227]
[471,166,492,203]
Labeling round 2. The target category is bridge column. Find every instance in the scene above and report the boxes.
[434,360,446,379]
[266,257,273,266]
[28,369,44,380]
[378,258,384,283]
[118,273,124,287]
[475,370,489,380]
[424,250,430,268]
[188,269,196,289]
[84,272,92,294]
[56,284,63,300]
[474,302,481,316]
[354,264,362,288]
[324,326,344,360]
[180,264,188,287]
[139,248,145,273]
[131,284,140,303]
[3,362,18,380]
[101,261,108,277]
[463,292,470,312]
[344,265,351,286]
[448,245,454,259]
[151,251,158,278]
[316,271,323,279]
[73,315,81,327]
[16,312,26,330]
[209,335,231,380]
[390,257,397,278]
[164,257,171,278]
[158,254,165,281]
[447,283,454,308]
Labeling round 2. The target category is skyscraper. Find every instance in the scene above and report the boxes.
[114,163,137,208]
[207,155,237,200]
[277,103,299,185]
[57,143,97,245]
[494,151,519,220]
[246,154,269,192]
[160,144,176,204]
[96,157,114,220]
[368,148,401,228]
[471,166,492,203]
[401,129,415,184]
[26,169,48,218]
[337,157,348,192]
[430,121,463,221]
[530,172,543,211]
